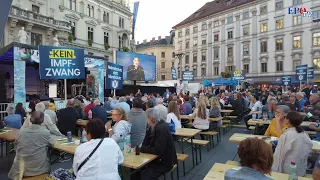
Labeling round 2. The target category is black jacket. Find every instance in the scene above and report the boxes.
[141,120,177,172]
[57,107,80,136]
[127,65,145,81]
[231,99,243,115]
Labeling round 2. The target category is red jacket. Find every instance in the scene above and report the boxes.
[84,103,94,116]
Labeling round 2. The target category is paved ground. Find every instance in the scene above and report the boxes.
[0,128,244,180]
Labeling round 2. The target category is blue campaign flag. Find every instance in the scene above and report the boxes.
[132,2,139,40]
[308,67,314,79]
[232,70,246,81]
[171,67,177,80]
[39,46,85,79]
[282,76,291,86]
[106,62,123,89]
[295,64,307,81]
[0,0,13,42]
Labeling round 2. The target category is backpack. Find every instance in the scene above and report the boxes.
[168,119,176,134]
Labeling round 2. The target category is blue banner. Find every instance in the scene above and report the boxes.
[39,46,85,79]
[0,0,12,42]
[13,47,26,104]
[282,76,291,86]
[98,69,104,103]
[182,71,194,81]
[296,64,307,81]
[106,62,123,89]
[232,70,246,81]
[308,67,314,79]
[171,67,177,80]
[132,2,139,40]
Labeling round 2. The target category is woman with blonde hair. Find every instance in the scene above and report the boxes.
[105,107,131,143]
[167,101,182,131]
[199,95,210,108]
[192,100,209,139]
[209,97,222,128]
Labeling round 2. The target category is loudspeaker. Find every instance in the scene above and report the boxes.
[0,70,6,102]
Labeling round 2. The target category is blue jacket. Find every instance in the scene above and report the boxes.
[4,114,22,129]
[298,99,306,112]
[91,106,108,124]
[183,102,193,115]
[163,92,172,100]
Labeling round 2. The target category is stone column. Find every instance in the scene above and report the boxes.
[235,14,241,70]
[207,22,213,77]
[220,19,226,72]
[251,9,258,74]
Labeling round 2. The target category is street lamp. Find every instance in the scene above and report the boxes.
[175,53,185,80]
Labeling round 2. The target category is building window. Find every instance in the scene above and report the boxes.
[313,10,320,21]
[293,35,301,49]
[119,17,124,28]
[227,16,233,24]
[243,44,249,55]
[194,69,197,77]
[276,19,284,29]
[161,73,165,80]
[244,64,249,72]
[119,36,121,48]
[243,11,249,19]
[193,38,198,47]
[186,41,189,49]
[214,67,219,75]
[70,21,76,37]
[214,48,219,59]
[276,61,283,72]
[260,41,267,53]
[227,31,233,39]
[261,63,267,73]
[313,58,320,69]
[103,12,109,23]
[275,1,283,11]
[293,60,301,70]
[214,34,219,41]
[202,23,207,30]
[201,51,206,61]
[87,5,94,17]
[213,20,219,27]
[202,39,206,45]
[185,55,189,64]
[260,6,267,15]
[88,27,93,41]
[172,52,175,58]
[260,23,267,32]
[293,0,302,6]
[293,15,302,25]
[186,29,190,35]
[178,31,182,37]
[201,68,206,76]
[193,53,197,63]
[91,6,94,17]
[161,52,165,58]
[32,5,40,13]
[161,62,165,68]
[227,66,234,72]
[193,26,198,33]
[122,19,124,28]
[276,39,283,51]
[68,0,76,11]
[172,62,174,67]
[31,32,42,46]
[313,33,320,46]
[243,27,249,36]
[227,47,233,57]
[178,42,182,50]
[104,32,109,44]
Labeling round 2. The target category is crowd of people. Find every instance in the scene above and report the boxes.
[2,82,320,179]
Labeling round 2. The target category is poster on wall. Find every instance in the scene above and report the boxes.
[106,62,123,89]
[116,51,156,81]
[39,46,85,79]
[13,47,26,104]
[296,64,307,81]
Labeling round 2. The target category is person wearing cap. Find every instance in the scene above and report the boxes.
[243,95,262,129]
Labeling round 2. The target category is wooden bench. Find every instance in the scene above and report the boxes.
[249,126,256,130]
[164,164,178,180]
[187,139,209,165]
[226,160,239,166]
[304,174,313,178]
[199,131,219,150]
[220,125,227,135]
[306,131,316,135]
[176,153,188,176]
[23,174,49,180]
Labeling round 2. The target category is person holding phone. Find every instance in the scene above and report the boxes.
[264,105,290,138]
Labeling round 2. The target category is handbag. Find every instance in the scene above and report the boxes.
[77,138,104,172]
[168,119,176,134]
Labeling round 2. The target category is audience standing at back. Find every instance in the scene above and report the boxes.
[128,98,147,147]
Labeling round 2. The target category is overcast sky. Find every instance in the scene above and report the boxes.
[130,0,210,43]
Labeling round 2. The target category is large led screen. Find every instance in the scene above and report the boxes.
[116,51,156,81]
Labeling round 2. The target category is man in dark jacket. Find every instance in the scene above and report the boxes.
[140,108,177,180]
[90,99,108,124]
[127,57,145,81]
[57,99,80,135]
[305,94,320,121]
[230,93,243,116]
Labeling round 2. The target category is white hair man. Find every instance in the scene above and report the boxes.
[154,98,167,121]
[296,92,307,112]
[23,102,63,137]
[113,96,130,114]
[43,101,57,124]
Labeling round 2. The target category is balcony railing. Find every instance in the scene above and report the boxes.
[10,6,70,31]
